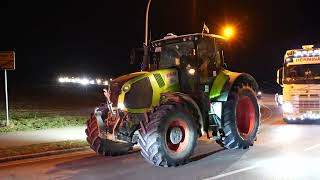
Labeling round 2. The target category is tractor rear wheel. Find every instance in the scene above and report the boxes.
[85,110,133,156]
[138,103,198,167]
[217,84,260,149]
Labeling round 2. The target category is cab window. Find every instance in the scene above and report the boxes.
[197,38,221,82]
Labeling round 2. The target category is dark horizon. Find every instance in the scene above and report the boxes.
[1,0,320,89]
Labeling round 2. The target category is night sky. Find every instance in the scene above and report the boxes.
[1,0,320,89]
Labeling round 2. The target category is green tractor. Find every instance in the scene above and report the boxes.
[85,32,261,167]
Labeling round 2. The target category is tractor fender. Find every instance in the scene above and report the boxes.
[211,70,259,102]
[161,92,205,136]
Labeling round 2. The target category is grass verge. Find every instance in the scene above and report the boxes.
[0,140,89,159]
[0,112,87,133]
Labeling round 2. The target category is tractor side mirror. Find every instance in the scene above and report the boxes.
[223,63,227,69]
[277,67,283,86]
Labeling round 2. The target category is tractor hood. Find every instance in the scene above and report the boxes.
[110,72,148,108]
[110,68,180,113]
[112,72,149,83]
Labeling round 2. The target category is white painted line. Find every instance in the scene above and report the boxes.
[304,144,320,152]
[261,104,273,123]
[202,165,259,180]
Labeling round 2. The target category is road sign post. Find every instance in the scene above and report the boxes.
[4,70,9,126]
[0,51,15,126]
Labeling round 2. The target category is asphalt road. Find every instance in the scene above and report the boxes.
[1,94,320,180]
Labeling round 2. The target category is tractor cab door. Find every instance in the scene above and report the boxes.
[197,37,223,85]
[196,37,224,132]
[178,45,199,94]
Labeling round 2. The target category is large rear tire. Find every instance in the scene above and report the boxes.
[85,110,133,156]
[138,103,198,167]
[217,84,260,149]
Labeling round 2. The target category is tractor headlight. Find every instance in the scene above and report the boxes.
[122,84,131,92]
[282,102,294,113]
[118,103,125,109]
[188,68,195,75]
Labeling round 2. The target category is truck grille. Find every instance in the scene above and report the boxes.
[292,94,320,111]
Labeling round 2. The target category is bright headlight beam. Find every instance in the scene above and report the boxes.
[58,77,65,83]
[118,103,125,109]
[282,102,294,113]
[80,78,89,86]
[58,76,111,86]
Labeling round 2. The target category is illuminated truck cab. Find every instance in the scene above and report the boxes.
[277,45,320,122]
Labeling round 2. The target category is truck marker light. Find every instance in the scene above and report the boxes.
[303,51,308,55]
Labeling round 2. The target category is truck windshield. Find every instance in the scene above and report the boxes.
[285,64,320,82]
[158,41,195,69]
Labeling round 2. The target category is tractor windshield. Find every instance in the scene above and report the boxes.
[158,41,195,69]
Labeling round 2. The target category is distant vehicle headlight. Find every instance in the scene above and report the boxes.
[257,91,262,99]
[257,91,262,96]
[282,102,294,113]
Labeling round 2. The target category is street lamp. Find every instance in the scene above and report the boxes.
[145,0,152,46]
[142,0,152,71]
[223,26,234,39]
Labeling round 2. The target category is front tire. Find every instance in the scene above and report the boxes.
[85,106,133,156]
[217,84,260,149]
[138,103,198,167]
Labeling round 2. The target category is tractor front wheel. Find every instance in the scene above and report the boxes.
[85,107,133,156]
[138,103,198,167]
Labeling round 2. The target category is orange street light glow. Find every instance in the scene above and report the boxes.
[223,26,234,38]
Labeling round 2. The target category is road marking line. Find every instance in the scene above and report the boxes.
[261,104,273,123]
[202,165,259,180]
[304,144,320,152]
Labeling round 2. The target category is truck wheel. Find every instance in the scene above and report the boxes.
[217,84,260,149]
[85,110,133,156]
[138,103,198,167]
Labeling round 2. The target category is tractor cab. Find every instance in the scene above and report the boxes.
[151,33,227,94]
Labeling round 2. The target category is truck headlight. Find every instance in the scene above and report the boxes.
[275,93,283,105]
[282,102,294,113]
